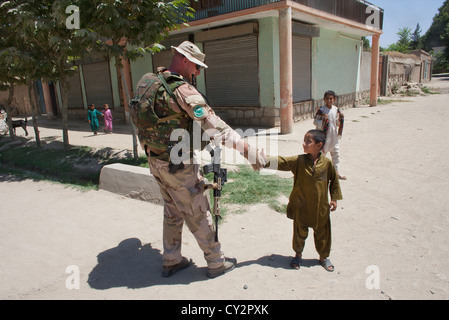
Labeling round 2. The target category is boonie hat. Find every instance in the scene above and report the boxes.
[171,41,208,69]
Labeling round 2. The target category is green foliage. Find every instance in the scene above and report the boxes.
[0,142,101,186]
[73,0,194,63]
[362,36,371,51]
[1,1,86,84]
[422,0,449,72]
[410,23,423,50]
[383,0,449,73]
[423,0,449,50]
[386,27,412,53]
[205,165,293,215]
[1,0,194,83]
[0,138,150,186]
[0,138,293,216]
[431,50,449,73]
[0,0,194,147]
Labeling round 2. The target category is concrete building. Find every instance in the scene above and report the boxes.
[411,50,433,83]
[131,0,384,132]
[14,0,384,133]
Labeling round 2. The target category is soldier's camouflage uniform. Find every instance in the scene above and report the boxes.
[132,71,242,269]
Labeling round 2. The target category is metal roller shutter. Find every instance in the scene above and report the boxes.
[152,35,189,71]
[292,36,312,102]
[66,71,83,109]
[82,61,114,108]
[204,36,259,107]
[152,52,173,71]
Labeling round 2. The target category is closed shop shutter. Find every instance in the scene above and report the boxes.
[292,36,312,102]
[204,35,259,107]
[66,71,83,109]
[152,35,189,71]
[152,51,173,71]
[82,61,114,108]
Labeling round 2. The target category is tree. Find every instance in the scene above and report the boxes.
[385,27,412,53]
[2,0,194,154]
[74,0,194,159]
[0,46,43,146]
[362,36,371,52]
[0,1,47,144]
[422,0,449,73]
[431,50,449,73]
[0,6,20,139]
[410,23,423,50]
[423,0,449,50]
[442,19,449,67]
[2,0,90,150]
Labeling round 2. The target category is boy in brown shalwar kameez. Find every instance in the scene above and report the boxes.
[265,130,342,272]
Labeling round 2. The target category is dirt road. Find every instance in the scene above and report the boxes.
[1,88,449,301]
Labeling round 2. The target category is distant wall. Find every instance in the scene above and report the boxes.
[382,52,422,95]
[312,29,362,99]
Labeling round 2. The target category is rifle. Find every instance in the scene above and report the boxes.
[191,74,197,88]
[203,143,227,242]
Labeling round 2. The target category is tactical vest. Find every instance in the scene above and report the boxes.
[130,72,191,155]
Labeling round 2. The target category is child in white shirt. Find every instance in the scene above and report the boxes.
[313,90,346,180]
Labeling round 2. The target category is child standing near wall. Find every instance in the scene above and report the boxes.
[103,104,113,134]
[87,104,103,135]
[314,90,346,180]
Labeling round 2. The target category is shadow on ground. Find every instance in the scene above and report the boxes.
[87,238,208,289]
[87,238,323,290]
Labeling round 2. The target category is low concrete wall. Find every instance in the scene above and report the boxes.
[99,163,163,205]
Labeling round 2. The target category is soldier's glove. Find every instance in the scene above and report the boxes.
[245,146,267,171]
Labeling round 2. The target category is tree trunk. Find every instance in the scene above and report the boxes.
[5,83,15,139]
[116,60,138,160]
[60,79,70,150]
[28,80,41,148]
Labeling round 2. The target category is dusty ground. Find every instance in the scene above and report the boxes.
[1,79,449,301]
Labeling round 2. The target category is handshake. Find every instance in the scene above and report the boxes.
[208,136,268,171]
[241,145,268,171]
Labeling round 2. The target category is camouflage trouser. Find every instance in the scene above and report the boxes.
[148,157,225,269]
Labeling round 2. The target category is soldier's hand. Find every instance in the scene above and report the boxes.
[246,146,266,171]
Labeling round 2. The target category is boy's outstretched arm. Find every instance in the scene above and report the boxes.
[261,149,298,175]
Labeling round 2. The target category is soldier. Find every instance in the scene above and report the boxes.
[131,41,266,278]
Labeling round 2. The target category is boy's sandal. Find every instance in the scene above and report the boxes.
[161,256,192,278]
[290,256,301,270]
[320,258,334,272]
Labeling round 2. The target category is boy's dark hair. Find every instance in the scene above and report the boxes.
[324,90,336,99]
[307,129,326,150]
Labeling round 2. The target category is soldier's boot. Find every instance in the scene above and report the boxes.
[206,257,237,278]
[161,256,192,277]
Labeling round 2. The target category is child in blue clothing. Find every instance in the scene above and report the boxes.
[87,104,103,135]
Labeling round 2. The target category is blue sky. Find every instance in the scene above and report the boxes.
[372,0,445,47]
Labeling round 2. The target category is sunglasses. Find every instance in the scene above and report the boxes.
[196,64,203,71]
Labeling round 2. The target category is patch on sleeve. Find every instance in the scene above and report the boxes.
[185,94,206,106]
[193,106,205,118]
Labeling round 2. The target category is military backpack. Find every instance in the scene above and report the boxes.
[129,71,191,154]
